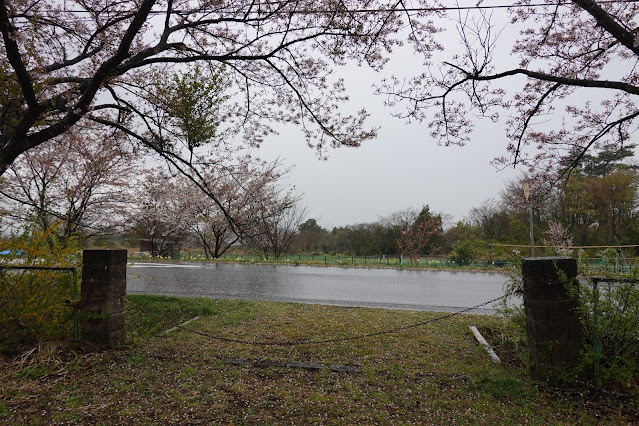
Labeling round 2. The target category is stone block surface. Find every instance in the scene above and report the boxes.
[522,257,584,381]
[80,249,127,348]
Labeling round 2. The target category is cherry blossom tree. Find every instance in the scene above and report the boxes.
[133,171,190,257]
[542,222,574,256]
[133,155,294,258]
[242,202,307,261]
[397,215,440,264]
[184,187,241,259]
[0,0,428,180]
[178,158,289,258]
[4,0,630,201]
[379,0,639,185]
[0,123,139,240]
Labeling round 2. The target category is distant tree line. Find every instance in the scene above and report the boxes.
[467,145,639,248]
[289,206,445,258]
[290,145,639,262]
[3,130,638,264]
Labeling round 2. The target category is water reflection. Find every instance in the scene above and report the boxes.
[127,262,510,313]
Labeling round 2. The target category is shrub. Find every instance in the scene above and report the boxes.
[576,261,639,388]
[451,239,478,266]
[498,252,639,389]
[0,225,80,345]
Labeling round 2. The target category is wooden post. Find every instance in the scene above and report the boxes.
[81,249,127,347]
[522,257,583,381]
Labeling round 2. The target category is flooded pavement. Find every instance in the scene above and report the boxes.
[127,262,513,314]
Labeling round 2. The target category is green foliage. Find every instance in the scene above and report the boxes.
[451,240,478,265]
[298,218,322,234]
[330,223,392,256]
[413,205,444,251]
[148,64,229,154]
[446,221,483,265]
[575,144,638,178]
[576,261,639,388]
[293,218,332,253]
[469,145,638,250]
[0,224,80,344]
[558,168,638,247]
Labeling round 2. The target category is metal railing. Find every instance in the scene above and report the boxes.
[129,251,514,269]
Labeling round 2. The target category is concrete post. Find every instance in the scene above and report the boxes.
[522,257,583,381]
[81,249,127,347]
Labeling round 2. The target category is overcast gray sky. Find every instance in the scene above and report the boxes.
[256,12,521,230]
[258,117,518,230]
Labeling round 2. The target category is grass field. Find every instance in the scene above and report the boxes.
[1,295,637,424]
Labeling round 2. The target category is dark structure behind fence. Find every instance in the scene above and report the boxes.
[81,249,127,347]
[522,257,583,381]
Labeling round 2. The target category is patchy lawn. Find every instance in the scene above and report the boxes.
[1,296,637,424]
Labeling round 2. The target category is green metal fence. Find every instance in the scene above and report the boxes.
[129,251,514,269]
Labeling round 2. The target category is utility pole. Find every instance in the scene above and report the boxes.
[524,182,535,257]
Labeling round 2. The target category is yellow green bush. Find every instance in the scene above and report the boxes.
[0,225,80,344]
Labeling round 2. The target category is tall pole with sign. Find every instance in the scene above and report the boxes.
[524,182,534,257]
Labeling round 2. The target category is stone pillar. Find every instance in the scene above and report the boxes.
[81,249,127,347]
[522,257,583,381]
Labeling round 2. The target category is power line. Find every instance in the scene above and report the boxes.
[17,0,639,18]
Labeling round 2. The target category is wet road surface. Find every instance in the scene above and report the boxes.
[127,262,512,314]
